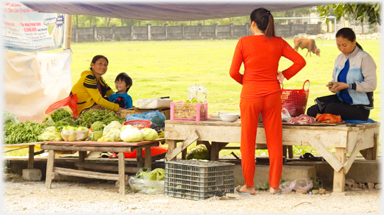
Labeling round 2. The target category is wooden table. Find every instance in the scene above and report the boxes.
[40,138,165,195]
[164,119,379,193]
[3,142,45,169]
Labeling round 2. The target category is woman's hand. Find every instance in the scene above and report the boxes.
[277,72,284,86]
[327,82,349,93]
[116,107,125,115]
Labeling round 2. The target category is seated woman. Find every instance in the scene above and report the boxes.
[307,28,377,121]
[70,55,125,115]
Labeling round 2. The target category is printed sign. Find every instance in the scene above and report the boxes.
[3,2,65,52]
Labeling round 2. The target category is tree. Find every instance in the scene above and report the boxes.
[317,3,380,25]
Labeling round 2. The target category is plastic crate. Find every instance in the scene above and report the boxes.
[164,160,234,200]
[170,101,208,121]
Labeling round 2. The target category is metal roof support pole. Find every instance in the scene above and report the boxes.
[63,14,72,50]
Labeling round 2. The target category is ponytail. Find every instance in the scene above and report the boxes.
[356,42,363,50]
[264,15,275,39]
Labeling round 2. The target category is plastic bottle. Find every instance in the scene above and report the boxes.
[197,85,207,103]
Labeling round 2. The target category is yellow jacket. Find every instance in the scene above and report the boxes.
[70,69,119,115]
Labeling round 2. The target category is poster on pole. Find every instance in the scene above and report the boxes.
[3,1,65,52]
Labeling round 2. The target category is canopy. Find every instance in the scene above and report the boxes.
[22,2,325,21]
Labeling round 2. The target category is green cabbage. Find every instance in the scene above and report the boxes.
[91,121,105,131]
[38,126,63,141]
[141,128,158,141]
[3,111,18,124]
[186,144,210,160]
[92,130,103,141]
[120,127,143,142]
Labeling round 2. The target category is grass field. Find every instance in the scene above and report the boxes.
[7,38,381,157]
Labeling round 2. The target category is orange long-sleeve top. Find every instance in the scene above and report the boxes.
[230,35,306,98]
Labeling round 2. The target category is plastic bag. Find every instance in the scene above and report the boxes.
[126,111,166,126]
[45,94,78,118]
[38,126,63,141]
[281,108,291,122]
[128,168,165,194]
[279,178,313,192]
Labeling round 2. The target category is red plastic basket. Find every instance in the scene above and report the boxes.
[123,120,152,130]
[281,80,310,117]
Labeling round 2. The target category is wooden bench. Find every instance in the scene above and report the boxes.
[164,119,379,194]
[40,138,165,195]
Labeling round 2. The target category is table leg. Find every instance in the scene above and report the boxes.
[210,142,228,161]
[288,146,293,158]
[282,146,288,158]
[28,145,35,169]
[78,151,87,170]
[45,150,55,189]
[166,140,177,161]
[144,146,152,170]
[137,148,144,168]
[118,152,126,195]
[333,147,346,193]
[182,148,187,160]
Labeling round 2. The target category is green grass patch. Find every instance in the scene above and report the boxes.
[69,38,383,157]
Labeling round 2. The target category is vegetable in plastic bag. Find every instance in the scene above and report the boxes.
[91,121,105,131]
[91,130,103,141]
[61,126,89,141]
[38,126,63,141]
[103,121,122,134]
[141,128,158,141]
[128,168,165,194]
[279,178,313,192]
[98,129,121,142]
[120,126,143,142]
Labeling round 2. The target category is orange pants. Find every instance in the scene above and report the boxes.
[240,91,283,188]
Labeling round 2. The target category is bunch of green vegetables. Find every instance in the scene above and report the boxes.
[76,109,125,128]
[54,117,78,131]
[4,121,47,144]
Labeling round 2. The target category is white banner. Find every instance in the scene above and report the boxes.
[3,49,72,122]
[3,2,64,52]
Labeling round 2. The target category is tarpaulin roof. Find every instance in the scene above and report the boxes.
[22,2,326,21]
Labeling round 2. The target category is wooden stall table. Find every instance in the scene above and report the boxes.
[3,142,45,169]
[164,119,379,194]
[40,138,165,195]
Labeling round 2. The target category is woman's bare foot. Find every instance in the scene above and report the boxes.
[269,187,281,194]
[239,185,256,195]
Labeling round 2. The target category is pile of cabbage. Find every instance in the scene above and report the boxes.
[128,168,165,194]
[90,121,159,142]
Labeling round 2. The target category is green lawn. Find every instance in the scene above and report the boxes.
[9,38,378,157]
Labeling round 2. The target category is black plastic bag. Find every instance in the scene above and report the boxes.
[314,94,342,112]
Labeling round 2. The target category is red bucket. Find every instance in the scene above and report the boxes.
[123,120,152,130]
[281,80,310,117]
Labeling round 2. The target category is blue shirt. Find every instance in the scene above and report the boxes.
[337,59,353,104]
[109,92,133,109]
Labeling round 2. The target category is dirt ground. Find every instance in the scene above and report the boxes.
[2,172,381,214]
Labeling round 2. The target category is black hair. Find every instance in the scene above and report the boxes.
[115,72,133,93]
[90,55,109,70]
[336,27,363,50]
[250,8,275,40]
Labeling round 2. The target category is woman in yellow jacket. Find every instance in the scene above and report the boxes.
[71,55,125,115]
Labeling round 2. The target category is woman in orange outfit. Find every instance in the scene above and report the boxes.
[230,8,306,195]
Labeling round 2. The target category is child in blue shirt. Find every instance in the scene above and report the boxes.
[109,72,133,109]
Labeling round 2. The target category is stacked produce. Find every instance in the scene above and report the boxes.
[3,108,161,144]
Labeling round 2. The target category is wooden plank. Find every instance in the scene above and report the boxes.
[333,147,346,193]
[54,167,119,180]
[288,146,294,158]
[311,135,343,172]
[343,139,363,174]
[165,130,199,161]
[43,138,165,147]
[283,146,288,158]
[165,140,177,161]
[360,133,379,160]
[75,162,142,173]
[28,145,34,169]
[45,150,55,189]
[118,152,126,195]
